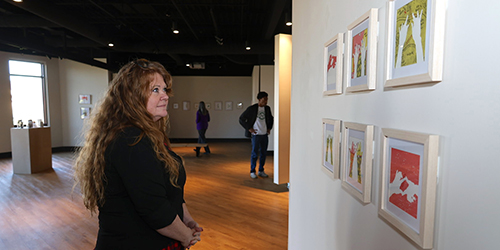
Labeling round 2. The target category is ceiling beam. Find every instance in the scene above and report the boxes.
[3,0,111,47]
[0,35,108,69]
[263,0,287,40]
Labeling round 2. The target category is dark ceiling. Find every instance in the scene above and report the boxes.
[0,0,292,76]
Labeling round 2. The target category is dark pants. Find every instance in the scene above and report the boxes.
[196,129,210,153]
[250,134,268,173]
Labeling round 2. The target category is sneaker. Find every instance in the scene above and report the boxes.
[250,172,258,179]
[258,171,269,178]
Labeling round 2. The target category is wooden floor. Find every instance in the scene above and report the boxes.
[0,142,288,250]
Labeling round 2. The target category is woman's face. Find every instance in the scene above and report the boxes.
[146,73,169,121]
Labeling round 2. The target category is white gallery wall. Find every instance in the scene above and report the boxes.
[0,55,261,151]
[58,59,109,146]
[166,76,252,139]
[289,0,500,249]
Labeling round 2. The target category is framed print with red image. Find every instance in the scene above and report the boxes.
[379,128,439,249]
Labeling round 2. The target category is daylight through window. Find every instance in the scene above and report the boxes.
[9,60,47,126]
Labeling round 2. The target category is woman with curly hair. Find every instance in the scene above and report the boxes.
[74,59,202,250]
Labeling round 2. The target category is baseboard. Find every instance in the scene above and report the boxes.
[0,146,80,159]
[52,146,80,153]
[0,152,12,159]
[170,138,250,143]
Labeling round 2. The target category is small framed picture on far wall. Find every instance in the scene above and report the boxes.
[80,107,91,119]
[225,101,233,111]
[214,101,222,111]
[79,94,91,104]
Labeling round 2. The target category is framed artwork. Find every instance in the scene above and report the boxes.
[323,33,344,95]
[340,122,374,203]
[183,101,190,111]
[344,8,378,92]
[206,103,211,109]
[384,0,446,87]
[214,101,222,111]
[80,107,90,119]
[194,103,199,110]
[225,101,233,111]
[379,128,439,249]
[322,119,342,179]
[79,94,91,104]
[237,102,243,109]
[173,103,179,109]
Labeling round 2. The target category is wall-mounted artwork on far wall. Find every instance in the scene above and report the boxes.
[340,122,374,203]
[79,94,91,104]
[344,8,378,92]
[80,107,90,119]
[323,33,344,95]
[214,101,222,111]
[183,101,190,111]
[379,128,439,249]
[322,119,341,179]
[384,0,446,88]
[225,101,233,111]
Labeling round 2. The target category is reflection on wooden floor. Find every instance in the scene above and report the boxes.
[0,141,288,250]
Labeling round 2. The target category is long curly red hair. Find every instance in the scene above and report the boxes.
[73,59,179,215]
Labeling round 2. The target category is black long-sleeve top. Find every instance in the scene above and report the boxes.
[238,103,273,138]
[95,127,186,250]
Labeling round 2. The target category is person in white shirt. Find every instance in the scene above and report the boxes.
[238,92,274,179]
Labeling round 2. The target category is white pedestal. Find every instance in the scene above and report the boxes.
[10,127,52,174]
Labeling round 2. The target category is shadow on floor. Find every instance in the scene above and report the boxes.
[240,178,289,193]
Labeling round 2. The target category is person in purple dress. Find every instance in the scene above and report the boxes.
[195,101,210,156]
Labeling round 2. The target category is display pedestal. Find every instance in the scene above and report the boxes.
[10,127,52,174]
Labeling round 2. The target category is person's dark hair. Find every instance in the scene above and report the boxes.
[257,91,268,100]
[198,101,208,115]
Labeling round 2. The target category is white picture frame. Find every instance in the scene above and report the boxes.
[79,94,91,104]
[322,119,342,179]
[323,33,344,95]
[183,101,190,111]
[344,8,378,92]
[384,0,446,88]
[80,107,90,119]
[214,101,222,111]
[225,101,233,111]
[379,128,439,249]
[340,122,374,203]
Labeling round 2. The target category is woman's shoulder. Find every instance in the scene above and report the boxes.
[113,127,149,146]
[121,126,142,135]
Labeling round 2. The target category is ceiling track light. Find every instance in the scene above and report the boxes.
[108,42,114,47]
[172,21,179,34]
[245,40,251,51]
[285,13,292,26]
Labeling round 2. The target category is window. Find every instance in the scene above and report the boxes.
[9,60,48,126]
